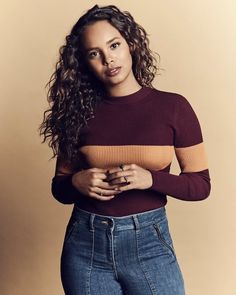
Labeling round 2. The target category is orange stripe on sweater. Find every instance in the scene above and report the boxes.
[175,142,208,172]
[79,145,174,170]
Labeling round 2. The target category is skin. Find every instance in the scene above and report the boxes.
[70,20,153,201]
[82,20,141,97]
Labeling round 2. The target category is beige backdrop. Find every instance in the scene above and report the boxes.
[1,0,235,294]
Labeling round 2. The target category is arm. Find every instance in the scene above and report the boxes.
[148,143,211,201]
[51,157,82,204]
[148,95,211,201]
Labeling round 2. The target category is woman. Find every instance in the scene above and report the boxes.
[40,4,211,295]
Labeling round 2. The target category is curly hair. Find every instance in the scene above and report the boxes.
[40,4,159,163]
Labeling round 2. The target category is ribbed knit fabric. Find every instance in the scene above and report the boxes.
[52,86,211,216]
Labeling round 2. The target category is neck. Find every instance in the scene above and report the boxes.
[105,78,141,97]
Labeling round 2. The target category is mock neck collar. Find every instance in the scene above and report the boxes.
[104,86,152,105]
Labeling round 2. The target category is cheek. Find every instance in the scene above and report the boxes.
[87,61,102,75]
[122,50,133,68]
[122,46,133,64]
[87,62,107,82]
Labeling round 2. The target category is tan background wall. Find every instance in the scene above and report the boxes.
[1,0,235,294]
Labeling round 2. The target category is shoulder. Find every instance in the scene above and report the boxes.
[146,87,193,113]
[147,87,189,104]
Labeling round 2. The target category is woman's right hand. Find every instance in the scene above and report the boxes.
[71,168,122,201]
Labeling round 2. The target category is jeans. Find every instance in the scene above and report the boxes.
[60,205,185,295]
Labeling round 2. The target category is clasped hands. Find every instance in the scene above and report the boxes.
[72,163,153,201]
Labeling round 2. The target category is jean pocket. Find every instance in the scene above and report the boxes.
[64,219,79,244]
[153,222,176,258]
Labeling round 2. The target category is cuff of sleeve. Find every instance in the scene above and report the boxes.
[147,169,167,192]
[147,169,182,196]
[51,174,80,204]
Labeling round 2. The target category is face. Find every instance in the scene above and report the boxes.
[82,20,136,92]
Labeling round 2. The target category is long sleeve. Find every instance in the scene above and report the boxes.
[148,168,211,201]
[51,156,83,204]
[148,95,211,201]
[51,174,80,204]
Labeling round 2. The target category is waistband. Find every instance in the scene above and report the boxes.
[71,205,166,232]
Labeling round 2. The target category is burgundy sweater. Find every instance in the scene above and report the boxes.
[52,86,211,216]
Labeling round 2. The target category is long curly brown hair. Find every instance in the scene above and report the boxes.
[40,4,159,163]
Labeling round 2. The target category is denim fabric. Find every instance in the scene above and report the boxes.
[61,205,185,295]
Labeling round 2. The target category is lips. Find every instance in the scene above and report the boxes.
[105,67,121,77]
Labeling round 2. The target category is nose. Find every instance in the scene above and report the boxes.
[103,52,114,66]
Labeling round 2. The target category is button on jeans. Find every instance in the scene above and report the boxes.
[60,205,185,295]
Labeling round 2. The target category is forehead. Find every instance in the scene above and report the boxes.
[82,20,123,48]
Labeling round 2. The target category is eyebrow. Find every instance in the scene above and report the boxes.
[85,37,121,51]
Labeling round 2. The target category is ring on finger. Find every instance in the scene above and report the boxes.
[120,164,130,184]
[124,176,130,185]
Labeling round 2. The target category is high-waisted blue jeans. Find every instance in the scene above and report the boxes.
[60,205,185,295]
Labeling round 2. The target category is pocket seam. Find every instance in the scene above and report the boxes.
[153,223,176,257]
[64,220,78,244]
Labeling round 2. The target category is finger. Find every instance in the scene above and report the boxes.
[107,165,128,174]
[92,171,109,180]
[107,177,128,185]
[100,181,122,190]
[90,167,109,173]
[115,182,133,192]
[90,178,121,190]
[92,187,121,200]
[107,171,134,182]
[90,192,115,201]
[107,164,137,174]
[94,187,121,195]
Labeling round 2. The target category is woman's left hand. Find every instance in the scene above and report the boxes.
[106,164,153,191]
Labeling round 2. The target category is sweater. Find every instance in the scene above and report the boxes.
[52,86,211,216]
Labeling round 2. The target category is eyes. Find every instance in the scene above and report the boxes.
[110,42,120,49]
[87,42,121,60]
[87,51,99,59]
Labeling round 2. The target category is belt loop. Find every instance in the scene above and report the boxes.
[89,214,95,232]
[110,218,115,232]
[133,215,140,230]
